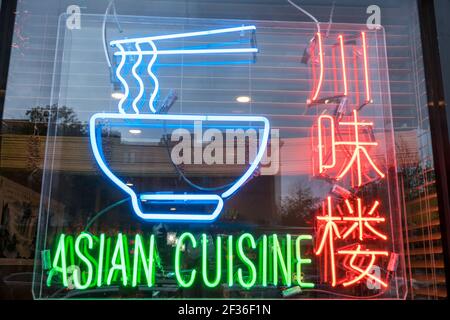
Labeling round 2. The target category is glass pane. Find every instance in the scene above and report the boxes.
[0,0,445,300]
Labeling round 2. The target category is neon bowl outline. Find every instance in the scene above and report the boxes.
[89,112,270,222]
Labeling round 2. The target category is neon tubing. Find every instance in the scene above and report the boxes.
[311,32,324,102]
[344,199,353,214]
[318,115,336,174]
[361,32,371,102]
[147,40,158,113]
[357,198,363,240]
[338,245,388,287]
[221,116,270,198]
[338,35,348,96]
[315,197,341,287]
[89,113,270,222]
[368,200,380,215]
[353,45,360,106]
[342,223,358,239]
[332,46,338,93]
[140,194,224,222]
[110,25,257,45]
[342,199,386,240]
[336,110,385,186]
[364,222,387,240]
[335,141,378,146]
[131,42,144,114]
[337,143,385,186]
[114,43,129,114]
[111,26,258,114]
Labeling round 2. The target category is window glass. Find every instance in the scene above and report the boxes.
[0,0,445,299]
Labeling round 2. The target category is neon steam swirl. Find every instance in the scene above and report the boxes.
[147,40,159,113]
[114,43,129,114]
[131,42,144,114]
[110,25,258,114]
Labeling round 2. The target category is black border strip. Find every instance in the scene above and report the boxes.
[418,0,450,299]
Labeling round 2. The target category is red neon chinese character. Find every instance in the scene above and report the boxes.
[315,196,341,287]
[341,198,387,241]
[337,244,388,287]
[315,197,388,288]
[309,32,371,105]
[316,109,385,187]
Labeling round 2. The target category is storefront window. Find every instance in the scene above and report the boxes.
[0,0,447,300]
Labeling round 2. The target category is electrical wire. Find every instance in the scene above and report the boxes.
[287,0,321,35]
[103,0,123,69]
[84,198,129,232]
[3,272,34,285]
[286,269,392,300]
[162,121,236,192]
[325,1,336,37]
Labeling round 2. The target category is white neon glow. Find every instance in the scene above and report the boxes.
[140,194,223,201]
[96,26,264,221]
[131,42,144,114]
[147,40,159,113]
[110,25,256,45]
[139,194,224,222]
[89,113,270,222]
[111,25,257,114]
[140,194,224,221]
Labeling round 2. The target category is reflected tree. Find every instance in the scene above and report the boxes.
[281,183,319,226]
[25,104,86,136]
[26,105,77,125]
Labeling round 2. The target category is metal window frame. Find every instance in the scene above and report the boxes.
[418,0,450,299]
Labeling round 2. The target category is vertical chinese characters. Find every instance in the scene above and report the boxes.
[310,30,390,290]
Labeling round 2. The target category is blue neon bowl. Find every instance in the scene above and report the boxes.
[89,112,270,222]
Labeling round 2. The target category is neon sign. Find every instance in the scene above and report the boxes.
[46,232,314,290]
[110,25,258,114]
[310,30,396,291]
[89,26,270,222]
[308,31,372,106]
[315,110,385,187]
[34,16,407,299]
[315,197,388,287]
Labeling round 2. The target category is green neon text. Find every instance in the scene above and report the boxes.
[47,232,314,290]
